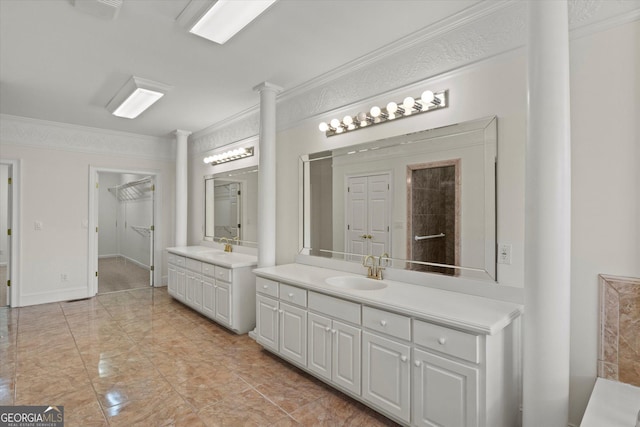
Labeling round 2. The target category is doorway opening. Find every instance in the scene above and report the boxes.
[96,172,155,294]
[407,159,460,275]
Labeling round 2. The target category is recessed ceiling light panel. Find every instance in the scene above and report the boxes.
[106,76,172,119]
[186,0,277,45]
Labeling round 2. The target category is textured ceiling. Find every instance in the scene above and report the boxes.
[0,0,481,137]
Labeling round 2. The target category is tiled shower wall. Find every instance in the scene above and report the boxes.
[598,274,640,387]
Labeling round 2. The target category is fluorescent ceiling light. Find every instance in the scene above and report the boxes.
[106,76,172,119]
[189,0,277,44]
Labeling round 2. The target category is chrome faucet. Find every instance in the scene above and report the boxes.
[219,237,232,252]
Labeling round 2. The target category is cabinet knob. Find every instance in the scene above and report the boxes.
[414,361,421,367]
[288,293,294,298]
[272,307,277,312]
[263,285,268,289]
[380,320,387,327]
[279,309,283,314]
[438,337,446,345]
[325,327,331,332]
[331,329,337,334]
[401,355,408,362]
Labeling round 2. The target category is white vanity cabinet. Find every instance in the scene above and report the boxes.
[361,306,412,423]
[253,264,522,427]
[166,247,257,334]
[255,278,308,367]
[307,294,362,396]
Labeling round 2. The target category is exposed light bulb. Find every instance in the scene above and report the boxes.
[403,97,415,111]
[343,115,353,126]
[319,122,329,132]
[421,90,435,105]
[388,113,396,120]
[330,118,341,129]
[335,126,344,134]
[387,102,398,114]
[370,106,381,118]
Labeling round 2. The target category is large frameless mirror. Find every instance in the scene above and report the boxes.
[204,167,258,248]
[301,116,497,280]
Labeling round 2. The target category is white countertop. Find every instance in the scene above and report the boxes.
[167,246,257,269]
[253,263,523,335]
[581,378,640,427]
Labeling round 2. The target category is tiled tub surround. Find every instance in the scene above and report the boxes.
[166,246,257,334]
[598,274,640,386]
[253,263,523,427]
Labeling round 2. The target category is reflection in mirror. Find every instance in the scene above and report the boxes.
[302,116,497,280]
[204,167,258,247]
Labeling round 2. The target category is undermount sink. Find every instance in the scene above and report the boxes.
[325,276,388,291]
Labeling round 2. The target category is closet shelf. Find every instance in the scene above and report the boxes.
[108,176,154,201]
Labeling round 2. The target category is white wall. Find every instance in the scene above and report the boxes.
[568,21,639,425]
[0,116,175,306]
[98,172,119,257]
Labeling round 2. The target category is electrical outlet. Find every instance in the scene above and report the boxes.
[60,273,68,282]
[498,244,512,265]
[34,221,43,231]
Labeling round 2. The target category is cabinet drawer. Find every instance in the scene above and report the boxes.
[168,253,177,264]
[169,255,186,267]
[256,277,278,298]
[186,258,202,272]
[279,283,307,307]
[363,306,411,341]
[202,262,215,277]
[413,320,479,363]
[308,291,361,325]
[214,266,232,282]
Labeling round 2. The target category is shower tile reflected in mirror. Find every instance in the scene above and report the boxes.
[407,160,460,275]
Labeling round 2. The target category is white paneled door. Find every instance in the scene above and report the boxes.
[346,174,391,258]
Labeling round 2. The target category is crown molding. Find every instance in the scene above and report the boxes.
[190,0,639,154]
[0,114,174,161]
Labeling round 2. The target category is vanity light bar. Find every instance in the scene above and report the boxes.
[319,89,448,137]
[204,146,254,165]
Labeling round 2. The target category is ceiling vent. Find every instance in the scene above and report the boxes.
[74,0,123,20]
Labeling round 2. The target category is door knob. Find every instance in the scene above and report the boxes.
[438,337,446,345]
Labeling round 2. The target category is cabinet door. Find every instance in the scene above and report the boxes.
[256,295,279,352]
[202,277,215,318]
[192,274,203,311]
[185,272,196,305]
[215,281,231,327]
[413,348,479,427]
[279,301,307,366]
[308,312,332,381]
[176,268,186,300]
[333,320,361,395]
[362,331,411,423]
[168,265,177,295]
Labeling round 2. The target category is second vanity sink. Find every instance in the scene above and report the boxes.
[325,276,388,291]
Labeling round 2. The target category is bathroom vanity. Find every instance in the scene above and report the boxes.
[253,263,523,427]
[166,246,257,334]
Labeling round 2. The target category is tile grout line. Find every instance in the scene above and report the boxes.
[61,299,112,426]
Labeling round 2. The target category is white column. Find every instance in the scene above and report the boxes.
[524,2,571,426]
[253,82,282,268]
[174,129,191,247]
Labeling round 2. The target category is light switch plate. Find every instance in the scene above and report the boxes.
[498,244,512,265]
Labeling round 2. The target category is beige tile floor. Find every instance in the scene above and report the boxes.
[0,287,398,426]
[98,257,151,294]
